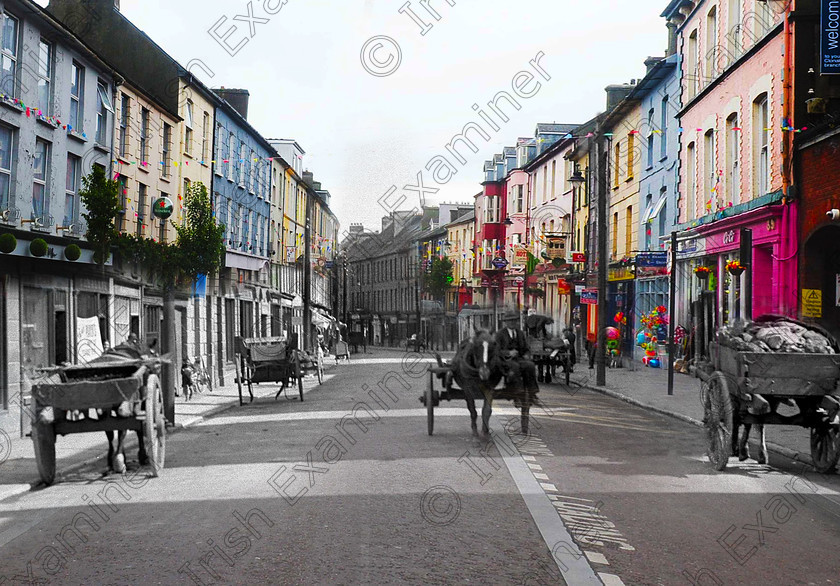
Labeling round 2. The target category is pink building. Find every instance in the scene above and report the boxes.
[667,0,797,323]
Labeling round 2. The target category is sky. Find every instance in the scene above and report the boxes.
[48,0,670,233]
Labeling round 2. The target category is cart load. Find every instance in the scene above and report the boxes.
[717,314,838,354]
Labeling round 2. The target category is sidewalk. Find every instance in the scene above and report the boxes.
[0,362,335,502]
[567,361,814,466]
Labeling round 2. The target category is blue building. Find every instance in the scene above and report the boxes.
[635,53,681,319]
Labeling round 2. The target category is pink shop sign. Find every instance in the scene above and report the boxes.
[701,209,782,254]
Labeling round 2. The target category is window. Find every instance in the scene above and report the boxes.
[140,107,150,163]
[704,129,716,208]
[69,62,84,131]
[705,6,718,83]
[184,100,194,154]
[756,0,773,38]
[136,183,147,236]
[647,109,654,168]
[725,112,740,206]
[614,142,621,186]
[249,150,256,193]
[660,96,668,158]
[118,93,130,158]
[728,0,742,60]
[32,139,49,220]
[542,166,547,202]
[65,154,80,227]
[35,39,52,114]
[1,11,18,97]
[686,141,696,221]
[658,201,667,245]
[96,81,113,145]
[753,94,769,196]
[550,160,556,198]
[162,123,172,178]
[627,132,635,178]
[612,212,618,257]
[202,112,210,162]
[158,192,168,241]
[228,133,235,181]
[687,30,698,99]
[117,175,128,232]
[0,124,11,211]
[644,194,653,250]
[514,184,524,213]
[239,142,247,187]
[214,124,223,175]
[625,205,632,255]
[484,195,500,224]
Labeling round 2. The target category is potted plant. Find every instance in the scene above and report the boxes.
[0,232,16,254]
[30,238,48,257]
[726,259,745,276]
[694,266,712,280]
[64,243,82,261]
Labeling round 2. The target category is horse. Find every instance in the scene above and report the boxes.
[88,337,150,473]
[444,330,504,439]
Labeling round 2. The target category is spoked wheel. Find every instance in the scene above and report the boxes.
[296,354,304,402]
[31,416,56,486]
[703,372,733,471]
[316,349,324,385]
[810,424,840,474]
[143,374,166,477]
[426,371,435,436]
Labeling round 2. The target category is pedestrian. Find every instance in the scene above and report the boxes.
[563,325,577,369]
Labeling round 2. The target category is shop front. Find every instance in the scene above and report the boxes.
[607,263,635,360]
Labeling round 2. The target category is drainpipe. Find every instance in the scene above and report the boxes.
[781,1,796,317]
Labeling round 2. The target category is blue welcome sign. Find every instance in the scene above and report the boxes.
[822,0,840,73]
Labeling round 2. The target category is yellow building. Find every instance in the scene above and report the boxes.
[606,101,643,263]
[445,210,475,310]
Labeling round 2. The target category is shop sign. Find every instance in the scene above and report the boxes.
[571,252,586,263]
[608,266,634,281]
[636,251,667,267]
[802,289,822,318]
[821,0,840,74]
[76,316,104,364]
[151,196,174,220]
[581,289,598,305]
[575,284,585,294]
[513,246,529,266]
[286,247,296,263]
[491,256,509,269]
[677,237,705,259]
[557,279,571,295]
[722,230,737,245]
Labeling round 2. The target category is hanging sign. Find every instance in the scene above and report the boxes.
[802,288,823,318]
[571,252,586,263]
[581,289,598,305]
[151,196,174,220]
[513,246,529,266]
[821,0,840,73]
[76,316,104,364]
[491,256,509,269]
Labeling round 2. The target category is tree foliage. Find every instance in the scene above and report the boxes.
[116,181,225,288]
[79,166,121,265]
[423,256,454,301]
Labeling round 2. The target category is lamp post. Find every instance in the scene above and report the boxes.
[568,164,585,252]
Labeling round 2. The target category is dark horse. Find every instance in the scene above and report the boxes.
[88,337,150,473]
[446,331,504,438]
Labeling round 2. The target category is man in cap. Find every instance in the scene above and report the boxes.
[495,311,539,399]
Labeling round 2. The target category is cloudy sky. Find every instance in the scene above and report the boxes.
[53,0,669,232]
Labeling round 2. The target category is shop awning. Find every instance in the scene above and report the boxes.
[225,251,268,271]
[642,197,667,223]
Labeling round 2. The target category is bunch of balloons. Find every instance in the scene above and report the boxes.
[637,331,661,367]
[606,326,621,357]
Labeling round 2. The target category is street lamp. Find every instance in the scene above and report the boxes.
[568,164,585,251]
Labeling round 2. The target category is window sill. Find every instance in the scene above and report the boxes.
[35,116,59,130]
[0,98,23,113]
[93,143,110,154]
[160,175,171,183]
[138,165,149,174]
[67,130,87,143]
[117,156,131,166]
[625,176,634,183]
[659,156,668,163]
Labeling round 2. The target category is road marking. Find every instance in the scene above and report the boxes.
[491,426,603,585]
[540,483,558,491]
[547,495,636,551]
[527,463,543,471]
[533,473,550,481]
[599,573,626,585]
[522,455,537,462]
[584,551,609,565]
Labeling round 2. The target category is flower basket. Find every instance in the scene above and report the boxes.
[694,266,711,280]
[726,260,745,276]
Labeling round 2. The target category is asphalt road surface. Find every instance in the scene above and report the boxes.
[1,349,839,585]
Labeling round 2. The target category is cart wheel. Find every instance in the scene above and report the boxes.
[426,371,435,436]
[810,425,840,474]
[31,420,56,486]
[144,374,166,477]
[317,351,324,385]
[704,372,733,471]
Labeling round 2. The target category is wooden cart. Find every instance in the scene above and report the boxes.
[528,338,571,386]
[704,342,840,472]
[235,337,323,405]
[30,357,166,485]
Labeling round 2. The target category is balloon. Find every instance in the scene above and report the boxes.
[606,327,620,340]
[649,358,661,368]
[636,332,646,345]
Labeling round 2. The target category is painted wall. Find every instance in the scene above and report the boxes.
[606,101,643,261]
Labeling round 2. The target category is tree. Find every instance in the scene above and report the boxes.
[174,181,226,284]
[424,256,454,301]
[79,166,121,265]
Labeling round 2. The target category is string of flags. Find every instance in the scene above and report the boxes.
[541,124,811,140]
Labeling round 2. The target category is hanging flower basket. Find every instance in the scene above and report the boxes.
[694,266,711,280]
[64,244,82,261]
[0,233,16,254]
[30,238,48,257]
[726,260,745,276]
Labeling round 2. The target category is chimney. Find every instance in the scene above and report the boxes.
[114,0,120,10]
[605,83,634,111]
[644,56,664,74]
[213,88,250,120]
[302,171,314,187]
[349,223,364,234]
[666,21,678,57]
[382,215,394,232]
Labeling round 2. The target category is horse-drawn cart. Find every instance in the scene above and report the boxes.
[704,341,840,473]
[235,337,323,405]
[528,338,571,385]
[30,354,166,485]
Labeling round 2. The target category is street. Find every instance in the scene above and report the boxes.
[1,349,839,585]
